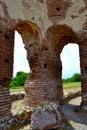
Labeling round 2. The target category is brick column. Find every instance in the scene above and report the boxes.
[24,38,63,106]
[0,4,14,119]
[78,30,87,110]
[16,21,63,107]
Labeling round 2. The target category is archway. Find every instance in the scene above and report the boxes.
[61,43,80,79]
[15,20,43,106]
[46,24,79,102]
[14,31,29,77]
[60,43,81,95]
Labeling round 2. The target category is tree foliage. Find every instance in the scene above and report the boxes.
[9,71,28,88]
[62,73,81,83]
[9,71,81,88]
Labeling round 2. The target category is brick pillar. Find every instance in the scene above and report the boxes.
[78,30,87,110]
[16,21,63,107]
[0,5,14,118]
[24,38,63,106]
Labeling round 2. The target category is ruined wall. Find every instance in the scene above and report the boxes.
[0,3,14,118]
[16,21,63,106]
[24,38,63,106]
[0,0,87,119]
[0,0,86,32]
[78,30,87,108]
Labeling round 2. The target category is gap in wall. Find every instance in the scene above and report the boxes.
[13,31,30,77]
[60,43,81,79]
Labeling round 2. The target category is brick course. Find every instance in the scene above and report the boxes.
[0,0,87,120]
[0,3,14,119]
[78,30,87,108]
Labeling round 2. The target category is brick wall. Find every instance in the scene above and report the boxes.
[17,23,79,107]
[0,3,14,119]
[24,39,63,106]
[78,30,87,107]
[46,0,72,24]
[0,86,11,118]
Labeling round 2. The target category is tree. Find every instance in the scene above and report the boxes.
[62,73,81,83]
[9,71,28,88]
[72,73,81,82]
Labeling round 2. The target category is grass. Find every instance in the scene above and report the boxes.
[63,82,81,90]
[9,82,81,92]
[9,86,24,92]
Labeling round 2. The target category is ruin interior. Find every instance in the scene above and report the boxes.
[0,0,87,129]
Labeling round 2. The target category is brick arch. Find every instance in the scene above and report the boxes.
[45,24,80,102]
[59,36,78,53]
[15,20,44,106]
[15,20,42,45]
[15,20,42,76]
[46,24,78,53]
[15,20,41,37]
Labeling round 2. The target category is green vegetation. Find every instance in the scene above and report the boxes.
[62,73,81,83]
[10,86,24,92]
[9,71,28,89]
[9,72,81,91]
[63,82,81,90]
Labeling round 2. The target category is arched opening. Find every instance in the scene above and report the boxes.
[60,43,81,94]
[9,31,30,91]
[46,24,81,102]
[15,20,43,106]
[61,43,80,78]
[14,31,29,77]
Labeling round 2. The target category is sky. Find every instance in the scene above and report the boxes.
[13,31,80,78]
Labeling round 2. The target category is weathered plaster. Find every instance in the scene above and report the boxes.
[58,0,87,32]
[0,0,86,33]
[0,3,4,17]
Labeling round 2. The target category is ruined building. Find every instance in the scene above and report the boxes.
[0,0,87,121]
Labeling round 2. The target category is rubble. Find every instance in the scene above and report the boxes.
[31,102,68,130]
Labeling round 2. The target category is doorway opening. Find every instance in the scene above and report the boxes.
[14,31,29,77]
[9,31,29,90]
[60,43,81,94]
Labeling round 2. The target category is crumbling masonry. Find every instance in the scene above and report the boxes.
[0,0,87,120]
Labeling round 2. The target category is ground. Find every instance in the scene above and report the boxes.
[11,95,87,130]
[62,97,87,130]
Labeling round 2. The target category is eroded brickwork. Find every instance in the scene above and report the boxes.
[0,0,87,120]
[0,3,14,119]
[24,38,63,106]
[16,22,63,106]
[78,30,87,108]
[0,86,11,118]
[16,23,79,107]
[46,0,73,24]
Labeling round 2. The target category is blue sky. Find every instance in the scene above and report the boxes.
[13,31,80,78]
